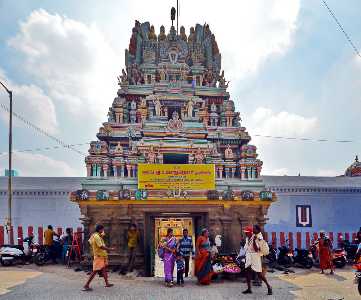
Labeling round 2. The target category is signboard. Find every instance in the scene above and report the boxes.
[138,164,215,190]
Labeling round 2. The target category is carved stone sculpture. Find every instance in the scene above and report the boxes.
[225,144,234,160]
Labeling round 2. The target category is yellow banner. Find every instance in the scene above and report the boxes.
[138,164,215,190]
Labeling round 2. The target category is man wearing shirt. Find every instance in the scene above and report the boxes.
[83,224,114,291]
[177,229,194,277]
[43,225,59,263]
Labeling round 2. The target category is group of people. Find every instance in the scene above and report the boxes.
[81,223,361,294]
[157,225,272,295]
[43,225,73,264]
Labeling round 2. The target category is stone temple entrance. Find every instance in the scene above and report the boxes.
[145,212,207,277]
[153,217,195,277]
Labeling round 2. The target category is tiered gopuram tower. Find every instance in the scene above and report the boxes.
[71,20,276,275]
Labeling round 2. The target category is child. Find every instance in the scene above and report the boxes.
[176,252,185,286]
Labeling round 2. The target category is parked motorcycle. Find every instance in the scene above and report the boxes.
[339,239,359,261]
[0,235,40,266]
[332,248,347,268]
[293,248,313,269]
[277,243,293,267]
[34,238,61,266]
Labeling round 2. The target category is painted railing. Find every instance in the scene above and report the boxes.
[0,226,358,249]
[0,225,83,246]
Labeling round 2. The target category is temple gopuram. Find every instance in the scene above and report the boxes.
[70,20,276,276]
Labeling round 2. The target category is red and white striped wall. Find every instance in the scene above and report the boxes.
[0,225,83,246]
[0,227,357,250]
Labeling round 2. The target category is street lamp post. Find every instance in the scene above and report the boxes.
[0,80,13,244]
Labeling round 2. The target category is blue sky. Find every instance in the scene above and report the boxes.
[0,0,360,177]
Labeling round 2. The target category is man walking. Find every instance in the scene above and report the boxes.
[83,224,114,291]
[177,229,194,277]
[242,225,272,295]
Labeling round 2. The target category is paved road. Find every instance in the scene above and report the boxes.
[0,265,359,300]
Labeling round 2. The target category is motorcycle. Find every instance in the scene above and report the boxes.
[339,239,359,261]
[332,248,347,268]
[277,243,294,267]
[0,236,40,266]
[34,238,61,266]
[293,248,313,269]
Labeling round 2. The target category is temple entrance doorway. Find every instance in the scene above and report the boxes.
[153,217,194,278]
[144,212,208,277]
[163,153,188,164]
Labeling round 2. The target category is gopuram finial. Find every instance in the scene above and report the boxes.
[171,7,176,27]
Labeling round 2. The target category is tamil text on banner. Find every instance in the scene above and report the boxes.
[138,164,215,190]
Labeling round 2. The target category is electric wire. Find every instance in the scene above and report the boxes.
[322,0,361,59]
[0,103,87,156]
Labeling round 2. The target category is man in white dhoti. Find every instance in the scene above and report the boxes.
[242,226,272,295]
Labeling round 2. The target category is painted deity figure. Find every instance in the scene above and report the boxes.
[117,69,128,85]
[147,146,157,164]
[167,111,183,131]
[158,25,166,41]
[188,27,195,44]
[224,144,234,160]
[194,148,205,164]
[114,142,123,155]
[186,99,194,118]
[180,26,187,41]
[148,25,157,41]
[153,98,162,117]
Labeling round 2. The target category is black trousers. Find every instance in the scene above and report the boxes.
[177,270,184,284]
[184,256,190,277]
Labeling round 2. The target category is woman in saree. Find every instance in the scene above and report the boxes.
[195,228,213,285]
[317,230,334,275]
[160,228,177,287]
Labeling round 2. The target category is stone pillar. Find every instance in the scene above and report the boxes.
[103,164,109,178]
[251,167,256,179]
[247,168,252,180]
[113,166,118,177]
[91,164,96,177]
[231,167,236,178]
[86,164,91,177]
[120,164,125,177]
[126,164,131,178]
[220,217,233,252]
[225,167,229,179]
[219,166,223,179]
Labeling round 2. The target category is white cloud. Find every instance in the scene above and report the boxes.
[8,9,119,120]
[7,3,300,121]
[315,169,340,177]
[262,167,289,176]
[250,107,318,138]
[0,152,80,177]
[0,69,58,134]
